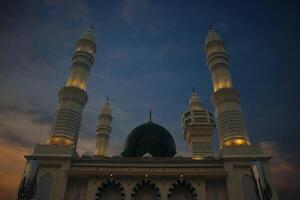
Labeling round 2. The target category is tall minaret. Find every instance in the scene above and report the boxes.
[47,27,97,148]
[95,97,112,157]
[204,27,250,148]
[182,89,215,159]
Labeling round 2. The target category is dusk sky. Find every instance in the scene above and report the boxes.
[0,0,299,199]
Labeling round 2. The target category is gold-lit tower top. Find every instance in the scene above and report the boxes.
[205,26,250,148]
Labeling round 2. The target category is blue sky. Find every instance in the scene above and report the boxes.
[0,0,299,199]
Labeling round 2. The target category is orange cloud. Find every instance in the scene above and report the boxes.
[0,139,31,200]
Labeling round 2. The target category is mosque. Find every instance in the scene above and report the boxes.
[17,27,278,200]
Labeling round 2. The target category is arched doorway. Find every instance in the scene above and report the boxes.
[241,174,259,200]
[168,179,197,200]
[95,179,125,200]
[131,180,160,200]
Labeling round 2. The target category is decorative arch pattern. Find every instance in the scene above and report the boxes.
[34,173,53,200]
[241,174,259,200]
[167,179,197,200]
[95,179,125,200]
[131,179,161,200]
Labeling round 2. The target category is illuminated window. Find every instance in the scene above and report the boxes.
[212,68,232,92]
[76,45,94,54]
[222,138,250,147]
[66,66,89,90]
[47,136,73,145]
[207,45,225,55]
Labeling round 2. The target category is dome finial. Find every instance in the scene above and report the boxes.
[106,96,109,102]
[149,108,152,121]
[209,24,213,30]
[89,24,93,32]
[192,87,196,93]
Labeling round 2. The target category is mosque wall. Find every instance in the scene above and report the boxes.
[77,176,227,200]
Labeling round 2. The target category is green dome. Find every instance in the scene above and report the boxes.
[121,121,176,157]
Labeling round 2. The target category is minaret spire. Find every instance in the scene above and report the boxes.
[182,91,215,159]
[204,28,250,148]
[47,29,97,148]
[95,98,113,157]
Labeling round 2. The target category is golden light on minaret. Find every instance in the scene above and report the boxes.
[204,26,250,148]
[47,27,97,148]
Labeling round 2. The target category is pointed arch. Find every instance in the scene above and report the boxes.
[95,179,125,200]
[167,179,197,200]
[131,179,161,200]
[34,173,53,200]
[241,174,259,200]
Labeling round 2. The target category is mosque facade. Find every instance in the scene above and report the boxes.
[18,27,278,200]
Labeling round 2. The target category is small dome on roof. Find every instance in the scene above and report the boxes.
[122,121,176,157]
[81,152,92,158]
[173,153,183,159]
[142,152,153,159]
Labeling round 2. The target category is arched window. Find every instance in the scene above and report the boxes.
[131,180,160,200]
[241,174,259,200]
[134,185,157,200]
[34,173,53,200]
[168,179,197,200]
[95,179,125,200]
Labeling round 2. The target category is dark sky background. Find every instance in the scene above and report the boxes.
[0,0,299,199]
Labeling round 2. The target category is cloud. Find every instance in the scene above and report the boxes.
[0,103,53,125]
[260,142,300,199]
[0,106,51,149]
[122,0,151,26]
[122,0,138,25]
[0,139,31,200]
[43,0,91,23]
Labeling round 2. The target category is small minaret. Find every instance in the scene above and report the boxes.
[95,97,112,157]
[182,89,215,159]
[47,27,97,148]
[204,27,250,148]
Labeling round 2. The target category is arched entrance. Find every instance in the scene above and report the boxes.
[95,179,125,200]
[168,179,197,200]
[131,180,160,200]
[241,174,259,200]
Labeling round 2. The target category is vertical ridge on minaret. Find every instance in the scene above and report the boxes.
[204,28,250,148]
[47,29,97,148]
